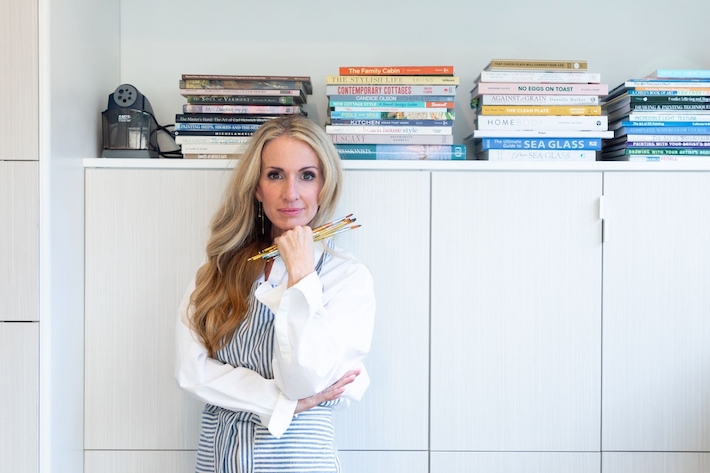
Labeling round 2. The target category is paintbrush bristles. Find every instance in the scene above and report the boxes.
[246,214,360,261]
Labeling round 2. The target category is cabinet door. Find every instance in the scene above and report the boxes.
[0,0,38,161]
[333,170,430,450]
[340,451,428,473]
[431,452,600,473]
[85,451,197,473]
[0,322,39,473]
[603,453,710,473]
[0,161,38,321]
[602,172,710,451]
[85,169,230,449]
[430,172,602,451]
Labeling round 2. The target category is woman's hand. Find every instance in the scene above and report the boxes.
[275,225,315,287]
[295,369,360,414]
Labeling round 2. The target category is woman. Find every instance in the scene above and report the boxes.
[175,115,376,473]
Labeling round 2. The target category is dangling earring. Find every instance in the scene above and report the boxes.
[258,201,264,235]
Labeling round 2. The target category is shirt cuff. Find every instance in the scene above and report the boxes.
[260,391,298,438]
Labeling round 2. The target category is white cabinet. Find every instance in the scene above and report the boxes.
[431,452,600,473]
[85,451,197,473]
[602,453,710,473]
[0,161,38,321]
[339,451,429,473]
[334,171,430,450]
[84,168,230,449]
[430,172,603,451]
[602,172,710,452]
[0,322,39,473]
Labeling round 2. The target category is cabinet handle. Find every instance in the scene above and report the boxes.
[599,196,609,243]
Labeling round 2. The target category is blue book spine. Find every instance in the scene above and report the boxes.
[619,126,710,134]
[174,123,262,131]
[329,119,454,126]
[329,100,451,108]
[654,69,710,79]
[628,90,710,96]
[328,95,454,102]
[479,137,602,150]
[621,121,710,127]
[334,144,466,160]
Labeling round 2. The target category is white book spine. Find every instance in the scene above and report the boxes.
[175,136,252,145]
[471,130,614,139]
[326,125,452,135]
[475,115,608,131]
[477,71,601,84]
[478,149,597,161]
[626,155,710,162]
[628,113,710,122]
[180,143,250,154]
[626,134,710,142]
[329,134,454,144]
[326,85,457,96]
[479,95,599,105]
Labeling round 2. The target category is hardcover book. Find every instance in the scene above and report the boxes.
[326,85,457,96]
[181,74,312,94]
[326,76,460,86]
[476,71,601,84]
[338,66,454,76]
[475,149,597,161]
[485,59,588,71]
[329,134,454,145]
[334,144,466,160]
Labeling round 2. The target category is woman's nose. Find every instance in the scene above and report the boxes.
[283,178,299,200]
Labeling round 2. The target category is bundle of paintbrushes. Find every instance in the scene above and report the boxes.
[247,214,360,261]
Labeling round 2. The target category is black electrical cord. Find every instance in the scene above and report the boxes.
[147,111,184,159]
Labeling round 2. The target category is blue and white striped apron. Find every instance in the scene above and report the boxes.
[196,251,341,473]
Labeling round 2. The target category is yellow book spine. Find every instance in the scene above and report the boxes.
[488,59,588,70]
[326,75,460,85]
[479,105,602,116]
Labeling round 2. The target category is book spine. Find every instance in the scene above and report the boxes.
[477,71,601,84]
[475,115,608,131]
[175,136,253,144]
[626,134,710,142]
[182,104,302,114]
[627,114,710,122]
[331,106,450,113]
[174,130,255,137]
[477,149,597,161]
[328,94,454,102]
[631,103,710,111]
[329,119,454,126]
[181,74,311,82]
[325,125,452,135]
[180,88,303,97]
[621,120,710,127]
[620,126,710,134]
[180,80,306,91]
[479,105,601,116]
[626,141,710,148]
[180,143,250,154]
[174,123,262,131]
[650,70,710,79]
[479,95,599,105]
[479,137,602,150]
[329,100,454,108]
[329,111,454,120]
[183,153,242,159]
[625,80,710,87]
[175,114,274,124]
[185,95,298,105]
[632,87,710,92]
[630,95,710,103]
[473,83,607,96]
[329,134,454,145]
[472,130,613,139]
[326,85,457,95]
[628,90,710,96]
[338,66,454,76]
[487,59,587,71]
[334,144,466,160]
[624,155,710,162]
[626,148,710,155]
[326,76,460,85]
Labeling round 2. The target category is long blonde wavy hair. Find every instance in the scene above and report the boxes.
[190,115,344,357]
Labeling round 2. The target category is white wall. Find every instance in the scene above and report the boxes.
[119,0,710,144]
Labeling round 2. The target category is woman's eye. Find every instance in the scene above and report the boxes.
[267,171,282,180]
[302,172,316,181]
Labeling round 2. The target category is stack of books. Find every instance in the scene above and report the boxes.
[600,69,710,162]
[466,59,612,161]
[324,66,465,160]
[175,74,312,159]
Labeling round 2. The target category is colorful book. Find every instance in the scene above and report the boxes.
[626,148,710,155]
[475,115,608,131]
[326,85,457,96]
[185,95,302,105]
[328,94,454,102]
[174,130,255,137]
[338,66,454,76]
[182,104,303,115]
[180,143,250,154]
[329,134,454,145]
[335,144,466,160]
[645,70,710,79]
[326,76,460,86]
[329,100,454,108]
[477,95,599,106]
[476,149,597,161]
[625,155,710,162]
[325,125,452,135]
[175,114,275,124]
[621,120,710,127]
[183,153,242,160]
[470,130,614,139]
[617,126,710,135]
[626,90,710,96]
[329,111,454,120]
[478,105,601,116]
[181,74,312,94]
[179,80,309,95]
[630,104,710,111]
[174,136,252,145]
[174,123,262,131]
[627,113,710,122]
[626,141,710,148]
[626,134,710,142]
[329,119,454,127]
[472,82,607,96]
[478,137,602,150]
[476,71,601,84]
[485,59,588,71]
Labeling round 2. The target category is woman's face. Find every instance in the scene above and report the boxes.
[255,135,324,239]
